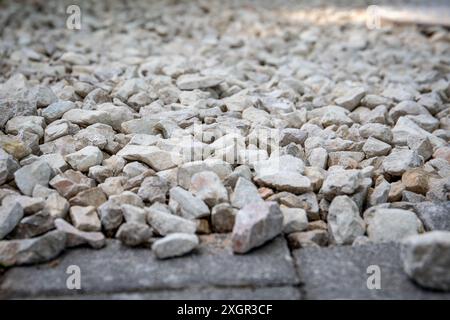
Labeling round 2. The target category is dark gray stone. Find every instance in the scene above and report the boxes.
[294,243,450,299]
[0,235,298,298]
[413,202,450,232]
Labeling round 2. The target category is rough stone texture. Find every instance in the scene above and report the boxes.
[152,233,199,259]
[294,243,450,299]
[0,230,66,267]
[231,177,263,209]
[115,222,153,247]
[168,187,210,219]
[1,0,450,300]
[0,235,298,298]
[232,201,283,253]
[14,161,52,196]
[147,204,196,236]
[211,203,237,233]
[69,206,101,232]
[413,201,450,232]
[189,171,228,207]
[55,218,105,249]
[364,208,423,242]
[327,196,365,245]
[0,202,24,239]
[401,231,450,291]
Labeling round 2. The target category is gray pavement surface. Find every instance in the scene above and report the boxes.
[1,235,449,300]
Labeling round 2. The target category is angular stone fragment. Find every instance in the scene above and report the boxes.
[413,202,450,232]
[55,218,105,249]
[232,201,283,253]
[45,193,70,219]
[65,146,103,172]
[382,149,422,176]
[109,191,144,208]
[401,231,450,291]
[169,187,210,219]
[2,195,45,216]
[14,160,52,196]
[137,176,169,203]
[69,187,107,207]
[147,203,196,236]
[0,202,24,239]
[402,168,430,195]
[0,230,66,267]
[176,74,222,90]
[335,87,366,111]
[121,204,147,224]
[49,170,95,199]
[368,178,391,206]
[10,210,55,239]
[116,222,153,247]
[230,177,263,209]
[62,109,112,127]
[281,207,308,234]
[152,233,199,259]
[189,171,228,207]
[98,200,123,234]
[117,145,180,171]
[42,101,76,123]
[287,230,329,249]
[364,208,423,242]
[320,169,363,200]
[177,160,232,189]
[211,203,237,233]
[0,148,19,184]
[328,196,365,245]
[69,206,101,232]
[362,137,391,157]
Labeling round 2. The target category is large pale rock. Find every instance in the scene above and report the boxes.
[117,145,180,171]
[176,74,222,90]
[62,109,112,127]
[69,206,101,232]
[152,233,199,259]
[55,218,105,249]
[147,203,196,236]
[232,201,283,253]
[401,231,450,291]
[281,207,308,234]
[189,171,228,207]
[392,117,446,148]
[362,137,391,157]
[10,209,55,239]
[169,187,210,219]
[137,176,169,203]
[177,159,232,189]
[116,222,153,247]
[320,169,363,200]
[254,155,311,193]
[382,149,423,176]
[335,87,366,111]
[65,146,103,172]
[42,101,76,123]
[0,230,66,267]
[14,160,52,196]
[69,187,107,207]
[327,196,365,245]
[231,177,263,209]
[0,148,19,185]
[0,202,24,239]
[364,208,423,242]
[49,170,95,198]
[97,200,123,234]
